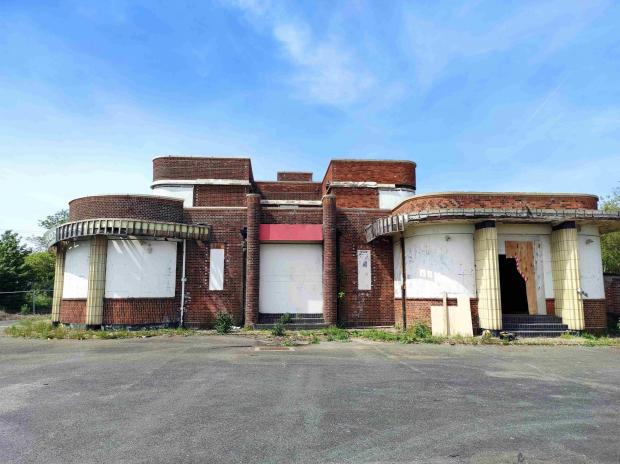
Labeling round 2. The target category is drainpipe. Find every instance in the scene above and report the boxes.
[179,239,187,327]
[400,233,407,330]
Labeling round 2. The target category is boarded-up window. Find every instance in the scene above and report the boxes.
[357,250,371,290]
[63,241,90,298]
[209,248,225,291]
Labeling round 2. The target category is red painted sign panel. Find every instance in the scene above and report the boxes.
[259,224,323,242]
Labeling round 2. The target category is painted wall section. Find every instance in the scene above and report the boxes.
[357,250,372,290]
[62,240,90,298]
[105,239,177,298]
[401,224,476,298]
[209,248,225,291]
[259,224,323,242]
[474,225,502,330]
[577,225,605,299]
[259,243,323,314]
[152,185,194,207]
[551,226,584,330]
[379,189,415,210]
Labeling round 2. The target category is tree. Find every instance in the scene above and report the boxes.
[601,184,620,274]
[25,251,55,291]
[0,231,31,311]
[28,209,68,251]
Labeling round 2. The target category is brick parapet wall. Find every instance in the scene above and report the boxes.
[255,181,322,201]
[330,187,379,209]
[336,209,394,327]
[277,172,313,182]
[322,160,416,192]
[153,157,252,181]
[261,207,323,224]
[69,195,184,222]
[393,193,598,216]
[194,185,250,207]
[59,299,86,324]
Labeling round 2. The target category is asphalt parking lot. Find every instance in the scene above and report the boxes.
[0,334,618,464]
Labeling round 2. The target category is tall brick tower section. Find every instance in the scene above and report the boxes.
[322,194,337,325]
[245,194,261,327]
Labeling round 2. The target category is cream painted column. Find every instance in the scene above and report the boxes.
[51,243,66,324]
[85,236,107,327]
[474,221,502,331]
[550,222,584,330]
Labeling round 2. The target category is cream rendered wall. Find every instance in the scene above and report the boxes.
[577,225,605,299]
[105,239,177,298]
[152,185,194,207]
[497,224,552,314]
[379,189,416,210]
[259,243,323,314]
[62,240,90,298]
[398,224,476,299]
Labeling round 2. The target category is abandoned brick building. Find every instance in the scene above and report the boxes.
[50,156,620,336]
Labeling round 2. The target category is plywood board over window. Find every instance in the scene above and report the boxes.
[357,250,372,290]
[505,241,537,315]
[209,247,225,291]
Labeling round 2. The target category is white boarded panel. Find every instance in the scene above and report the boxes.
[209,248,225,291]
[393,239,402,298]
[404,225,476,298]
[63,241,90,298]
[357,250,371,290]
[105,240,177,298]
[259,243,323,314]
[578,226,605,299]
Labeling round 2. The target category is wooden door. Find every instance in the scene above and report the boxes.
[505,241,537,315]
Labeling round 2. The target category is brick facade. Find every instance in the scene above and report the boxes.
[583,299,607,334]
[69,195,184,222]
[394,298,480,334]
[392,192,598,216]
[604,275,620,317]
[55,156,614,332]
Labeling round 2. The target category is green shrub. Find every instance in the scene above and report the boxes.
[412,323,431,339]
[279,313,292,324]
[271,321,285,337]
[214,311,234,334]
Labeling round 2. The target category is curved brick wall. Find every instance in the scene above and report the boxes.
[153,156,252,181]
[392,192,598,215]
[323,160,416,190]
[59,299,86,324]
[69,195,184,222]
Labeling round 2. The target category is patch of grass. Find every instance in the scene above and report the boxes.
[323,326,350,341]
[214,311,234,334]
[5,319,192,340]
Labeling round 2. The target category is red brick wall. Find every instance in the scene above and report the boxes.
[194,185,250,207]
[261,207,323,224]
[69,195,184,222]
[583,299,607,334]
[59,299,86,324]
[153,157,253,181]
[256,181,322,201]
[604,275,620,316]
[323,160,416,191]
[277,172,313,182]
[330,187,378,209]
[393,193,598,215]
[337,209,395,327]
[102,299,178,326]
[184,207,247,328]
[393,298,480,333]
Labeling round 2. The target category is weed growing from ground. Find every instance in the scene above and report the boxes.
[214,312,234,334]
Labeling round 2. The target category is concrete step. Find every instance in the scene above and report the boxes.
[503,323,569,330]
[509,330,569,338]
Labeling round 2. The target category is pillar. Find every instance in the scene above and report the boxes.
[51,243,66,325]
[474,221,502,331]
[551,222,584,330]
[244,194,261,327]
[322,194,337,326]
[85,236,107,328]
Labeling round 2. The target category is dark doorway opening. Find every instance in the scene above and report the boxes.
[499,254,528,314]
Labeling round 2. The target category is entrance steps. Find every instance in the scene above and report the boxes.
[255,313,327,330]
[502,314,570,337]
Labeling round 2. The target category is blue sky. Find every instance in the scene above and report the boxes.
[1,0,620,238]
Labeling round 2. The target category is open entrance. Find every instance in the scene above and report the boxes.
[499,254,529,314]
